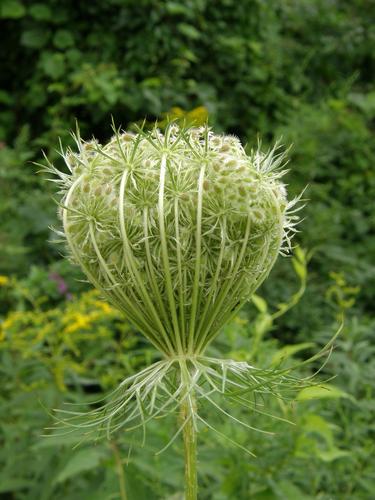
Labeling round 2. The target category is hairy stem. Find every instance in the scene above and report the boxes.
[110,440,128,500]
[180,361,198,500]
[181,397,198,500]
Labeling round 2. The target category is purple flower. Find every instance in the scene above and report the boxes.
[49,272,69,297]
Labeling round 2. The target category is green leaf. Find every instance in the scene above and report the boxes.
[300,414,334,442]
[252,294,268,313]
[21,29,49,49]
[294,245,306,263]
[316,447,351,462]
[292,258,306,280]
[0,0,25,18]
[177,23,200,40]
[297,384,352,402]
[0,90,13,105]
[296,414,351,463]
[41,53,66,79]
[253,313,272,336]
[166,2,190,16]
[0,478,33,493]
[252,489,276,500]
[29,4,52,20]
[54,447,107,484]
[65,48,82,63]
[272,480,314,499]
[53,30,74,49]
[271,342,314,366]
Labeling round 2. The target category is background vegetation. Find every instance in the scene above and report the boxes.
[1,0,374,498]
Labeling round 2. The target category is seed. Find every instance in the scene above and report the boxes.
[238,186,247,197]
[225,159,238,169]
[211,137,221,148]
[123,133,134,143]
[247,183,258,195]
[218,176,228,185]
[250,207,265,224]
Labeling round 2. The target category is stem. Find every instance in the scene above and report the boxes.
[181,397,198,500]
[110,440,128,500]
[158,154,183,354]
[187,163,206,354]
[179,360,198,500]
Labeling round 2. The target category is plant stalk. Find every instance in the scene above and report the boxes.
[110,440,128,500]
[181,398,198,500]
[180,368,198,500]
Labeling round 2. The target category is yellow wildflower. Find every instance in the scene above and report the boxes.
[0,275,9,286]
[94,300,114,315]
[64,313,92,334]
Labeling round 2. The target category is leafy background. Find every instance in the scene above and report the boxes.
[0,0,374,498]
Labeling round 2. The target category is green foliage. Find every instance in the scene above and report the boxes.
[276,95,375,302]
[1,270,374,498]
[0,127,57,274]
[1,0,374,292]
[1,0,374,498]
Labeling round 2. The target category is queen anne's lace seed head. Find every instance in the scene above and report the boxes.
[47,123,300,357]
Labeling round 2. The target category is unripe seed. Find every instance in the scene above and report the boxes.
[225,159,238,169]
[218,176,229,185]
[123,133,134,143]
[220,143,230,152]
[250,207,265,224]
[238,186,247,197]
[211,137,221,148]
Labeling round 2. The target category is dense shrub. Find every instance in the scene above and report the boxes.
[1,0,374,285]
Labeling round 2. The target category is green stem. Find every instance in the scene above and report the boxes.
[158,154,183,354]
[110,440,128,500]
[179,360,198,500]
[181,397,198,500]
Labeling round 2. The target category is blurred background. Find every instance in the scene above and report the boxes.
[0,1,374,499]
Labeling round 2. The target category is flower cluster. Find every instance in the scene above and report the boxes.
[47,123,300,357]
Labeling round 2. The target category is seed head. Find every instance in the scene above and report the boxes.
[48,123,300,357]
